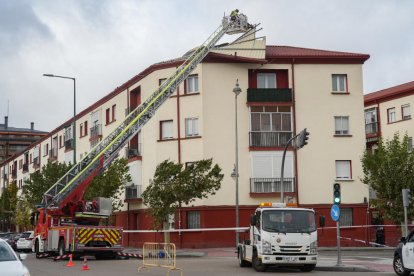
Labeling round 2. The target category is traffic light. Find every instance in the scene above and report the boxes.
[333,183,341,205]
[297,128,310,148]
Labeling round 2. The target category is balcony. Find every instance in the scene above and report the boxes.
[22,163,29,173]
[250,177,295,193]
[250,131,293,148]
[125,185,142,200]
[49,148,58,161]
[11,169,17,179]
[126,144,142,159]
[33,157,40,169]
[365,122,378,135]
[3,173,7,180]
[90,124,103,141]
[247,88,292,103]
[65,139,74,150]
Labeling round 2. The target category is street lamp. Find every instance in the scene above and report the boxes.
[232,79,242,248]
[43,74,77,164]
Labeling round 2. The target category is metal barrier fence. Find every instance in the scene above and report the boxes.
[138,242,183,276]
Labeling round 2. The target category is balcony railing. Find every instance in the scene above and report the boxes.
[125,185,142,199]
[365,122,378,135]
[126,144,142,158]
[33,157,40,168]
[90,124,102,140]
[249,131,293,147]
[247,88,292,102]
[22,163,29,173]
[65,139,74,150]
[49,148,58,160]
[250,177,295,193]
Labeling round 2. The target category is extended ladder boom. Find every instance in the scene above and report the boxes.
[42,13,252,210]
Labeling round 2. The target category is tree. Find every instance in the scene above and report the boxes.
[362,133,414,224]
[24,162,71,207]
[142,159,224,230]
[23,158,131,213]
[0,181,18,231]
[84,158,131,211]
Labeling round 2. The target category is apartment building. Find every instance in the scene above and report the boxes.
[365,81,414,150]
[0,35,370,247]
[0,117,47,187]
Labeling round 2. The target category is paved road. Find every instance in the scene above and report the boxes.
[22,250,396,276]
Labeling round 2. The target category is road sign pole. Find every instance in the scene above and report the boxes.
[336,221,342,266]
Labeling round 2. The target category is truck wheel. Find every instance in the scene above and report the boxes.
[58,239,65,256]
[299,264,316,272]
[238,248,250,267]
[252,252,267,272]
[393,254,410,276]
[35,240,41,259]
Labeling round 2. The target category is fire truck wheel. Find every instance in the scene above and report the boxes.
[252,251,267,272]
[58,239,65,256]
[35,240,41,259]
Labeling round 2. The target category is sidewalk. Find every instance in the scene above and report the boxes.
[124,247,393,272]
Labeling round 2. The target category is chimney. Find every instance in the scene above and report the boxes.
[31,122,34,130]
[4,116,8,129]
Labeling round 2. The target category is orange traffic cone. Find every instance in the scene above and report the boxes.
[66,254,75,267]
[81,256,89,271]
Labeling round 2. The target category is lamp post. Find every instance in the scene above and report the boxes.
[43,74,76,164]
[232,79,242,248]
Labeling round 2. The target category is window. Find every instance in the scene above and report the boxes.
[186,75,199,94]
[339,208,353,227]
[365,108,377,134]
[408,137,413,152]
[64,126,73,141]
[335,160,351,180]
[257,73,276,88]
[84,121,88,135]
[43,144,49,156]
[80,123,83,137]
[159,78,167,86]
[332,74,347,92]
[387,108,396,123]
[106,108,110,124]
[334,116,349,135]
[112,105,116,122]
[160,120,173,140]
[402,104,411,120]
[59,135,63,148]
[185,118,199,137]
[19,159,22,170]
[187,211,200,229]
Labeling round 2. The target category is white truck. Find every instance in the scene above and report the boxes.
[238,202,321,272]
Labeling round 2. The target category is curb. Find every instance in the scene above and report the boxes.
[315,265,375,272]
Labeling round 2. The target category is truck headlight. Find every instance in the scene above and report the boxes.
[310,240,317,254]
[262,240,272,254]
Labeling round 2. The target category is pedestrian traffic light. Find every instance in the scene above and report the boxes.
[296,128,310,148]
[333,183,341,205]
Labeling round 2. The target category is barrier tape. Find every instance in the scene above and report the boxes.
[123,224,408,233]
[117,252,143,259]
[36,253,51,259]
[340,236,391,248]
[54,254,71,261]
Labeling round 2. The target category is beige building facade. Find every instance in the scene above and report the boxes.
[0,36,370,247]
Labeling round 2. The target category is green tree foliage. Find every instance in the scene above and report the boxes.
[84,158,131,211]
[23,158,130,212]
[362,133,414,224]
[24,162,71,207]
[142,159,224,228]
[0,181,18,229]
[15,199,32,230]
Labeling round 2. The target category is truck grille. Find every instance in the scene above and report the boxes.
[271,245,310,255]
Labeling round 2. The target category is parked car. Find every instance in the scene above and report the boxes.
[393,229,414,276]
[8,233,22,250]
[0,239,31,276]
[2,232,17,249]
[16,231,34,252]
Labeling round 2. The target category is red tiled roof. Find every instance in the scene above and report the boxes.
[266,46,369,63]
[364,81,414,105]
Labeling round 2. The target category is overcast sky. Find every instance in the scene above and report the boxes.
[1,0,413,132]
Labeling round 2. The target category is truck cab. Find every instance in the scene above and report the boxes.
[238,202,318,272]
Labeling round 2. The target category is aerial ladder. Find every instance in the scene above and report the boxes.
[32,12,253,258]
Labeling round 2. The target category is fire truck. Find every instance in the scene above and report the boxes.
[238,203,322,272]
[31,11,253,259]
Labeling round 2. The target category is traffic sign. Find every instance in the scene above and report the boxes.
[330,204,341,222]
